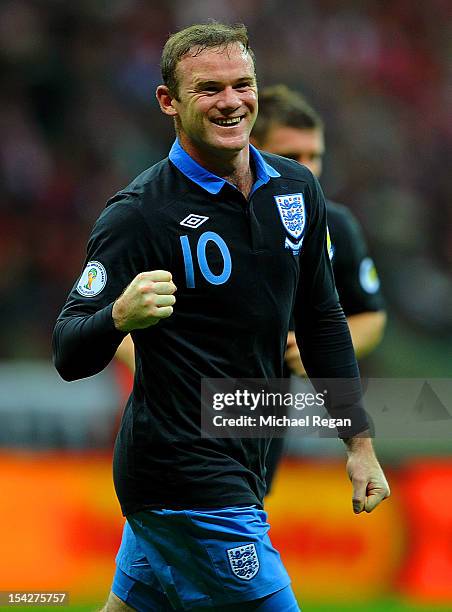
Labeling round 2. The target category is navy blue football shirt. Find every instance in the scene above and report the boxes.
[53,141,367,515]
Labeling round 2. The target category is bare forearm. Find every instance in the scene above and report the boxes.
[115,335,136,373]
[347,310,387,359]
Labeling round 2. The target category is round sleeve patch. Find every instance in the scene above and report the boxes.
[76,261,107,297]
[359,257,380,294]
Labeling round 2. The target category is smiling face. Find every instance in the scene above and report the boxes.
[157,43,258,168]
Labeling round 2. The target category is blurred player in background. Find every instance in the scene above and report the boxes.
[53,23,389,611]
[251,85,387,489]
[252,85,386,376]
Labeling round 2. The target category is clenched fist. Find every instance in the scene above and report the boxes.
[112,270,176,332]
[345,437,390,514]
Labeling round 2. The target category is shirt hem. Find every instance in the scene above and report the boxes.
[120,494,264,517]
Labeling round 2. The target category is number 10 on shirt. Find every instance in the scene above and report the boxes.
[180,231,232,288]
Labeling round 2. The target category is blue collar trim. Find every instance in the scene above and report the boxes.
[169,139,280,195]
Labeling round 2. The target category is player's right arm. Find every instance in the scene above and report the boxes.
[111,271,175,332]
[52,195,175,381]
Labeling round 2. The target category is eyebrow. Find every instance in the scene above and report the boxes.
[193,77,255,89]
[193,80,220,88]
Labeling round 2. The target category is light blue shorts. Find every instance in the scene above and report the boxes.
[114,506,297,610]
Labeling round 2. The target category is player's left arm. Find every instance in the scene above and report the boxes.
[344,435,390,513]
[294,174,390,513]
[284,310,386,376]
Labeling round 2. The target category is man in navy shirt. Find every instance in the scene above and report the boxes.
[53,23,389,612]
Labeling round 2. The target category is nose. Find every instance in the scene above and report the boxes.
[216,86,241,112]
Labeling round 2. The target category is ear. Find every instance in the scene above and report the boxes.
[156,85,178,117]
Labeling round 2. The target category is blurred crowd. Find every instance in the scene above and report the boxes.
[0,0,450,362]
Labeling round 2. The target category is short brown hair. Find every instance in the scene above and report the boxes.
[252,84,324,144]
[161,22,255,98]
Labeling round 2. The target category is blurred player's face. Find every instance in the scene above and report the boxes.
[160,44,257,163]
[256,126,325,177]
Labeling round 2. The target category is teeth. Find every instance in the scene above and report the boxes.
[215,117,242,126]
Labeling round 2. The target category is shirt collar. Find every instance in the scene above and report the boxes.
[169,139,280,195]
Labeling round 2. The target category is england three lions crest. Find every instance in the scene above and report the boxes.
[227,543,260,580]
[274,193,306,240]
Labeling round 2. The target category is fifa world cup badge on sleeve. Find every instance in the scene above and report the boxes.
[227,543,260,580]
[274,193,306,255]
[76,261,107,297]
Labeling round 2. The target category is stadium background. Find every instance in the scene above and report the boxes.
[0,1,450,611]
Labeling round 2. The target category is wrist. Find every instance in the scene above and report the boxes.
[112,298,128,332]
[343,431,373,454]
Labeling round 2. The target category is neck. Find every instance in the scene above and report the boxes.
[178,136,254,197]
[223,164,254,198]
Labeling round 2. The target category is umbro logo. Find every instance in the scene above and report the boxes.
[180,214,209,229]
